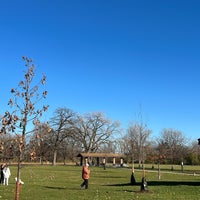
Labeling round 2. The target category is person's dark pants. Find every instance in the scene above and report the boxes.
[81,179,89,189]
[0,172,4,184]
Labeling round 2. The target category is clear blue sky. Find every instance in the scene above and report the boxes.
[0,0,200,141]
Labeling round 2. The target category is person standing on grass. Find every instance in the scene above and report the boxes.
[0,163,5,184]
[80,163,90,189]
[3,164,11,186]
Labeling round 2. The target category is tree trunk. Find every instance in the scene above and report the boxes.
[53,150,57,166]
[15,159,21,200]
[15,182,20,200]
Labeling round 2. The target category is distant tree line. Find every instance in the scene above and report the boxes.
[0,106,199,166]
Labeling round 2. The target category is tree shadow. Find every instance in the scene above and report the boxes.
[98,176,125,179]
[43,186,66,190]
[103,182,140,187]
[103,183,152,194]
[104,180,200,187]
[148,181,200,186]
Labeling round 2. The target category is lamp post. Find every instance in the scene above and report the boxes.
[198,139,200,167]
[158,155,166,180]
[198,138,200,146]
[158,157,161,180]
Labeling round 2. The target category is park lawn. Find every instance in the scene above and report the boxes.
[0,165,200,200]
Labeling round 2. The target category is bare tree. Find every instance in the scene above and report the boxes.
[0,133,16,160]
[0,56,48,200]
[29,123,52,163]
[59,137,81,164]
[158,128,186,169]
[48,107,76,165]
[185,141,200,165]
[127,122,151,168]
[115,136,128,155]
[74,112,120,153]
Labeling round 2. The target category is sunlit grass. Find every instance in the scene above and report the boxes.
[0,164,200,199]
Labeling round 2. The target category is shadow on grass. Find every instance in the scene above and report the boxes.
[102,183,153,194]
[103,183,140,187]
[43,186,66,190]
[43,185,88,191]
[104,180,200,187]
[97,176,125,179]
[148,181,200,186]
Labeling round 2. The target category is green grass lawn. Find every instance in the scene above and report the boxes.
[1,164,200,200]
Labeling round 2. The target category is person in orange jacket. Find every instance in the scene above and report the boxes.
[80,163,90,189]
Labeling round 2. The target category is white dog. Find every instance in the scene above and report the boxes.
[3,165,11,185]
[15,177,24,185]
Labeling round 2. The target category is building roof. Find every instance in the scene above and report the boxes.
[77,152,125,158]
